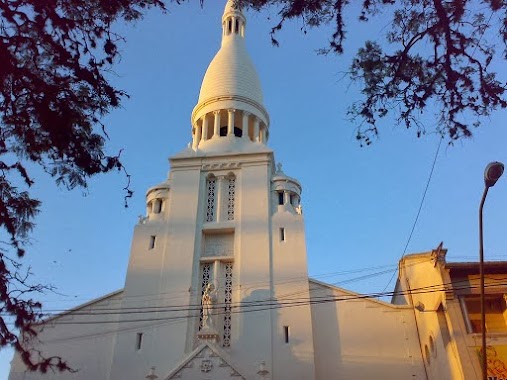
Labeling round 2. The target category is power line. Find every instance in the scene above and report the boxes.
[382,136,443,292]
[15,276,506,323]
[28,257,432,314]
[39,262,402,305]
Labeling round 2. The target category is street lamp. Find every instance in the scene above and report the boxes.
[479,161,504,380]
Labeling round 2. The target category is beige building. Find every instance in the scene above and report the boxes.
[8,1,507,379]
[393,245,507,380]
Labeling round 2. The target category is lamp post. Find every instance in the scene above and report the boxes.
[479,161,504,380]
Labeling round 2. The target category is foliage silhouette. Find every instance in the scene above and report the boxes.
[242,0,507,145]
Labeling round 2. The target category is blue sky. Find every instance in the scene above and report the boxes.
[2,1,507,376]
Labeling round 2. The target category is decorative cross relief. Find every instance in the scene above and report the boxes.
[200,359,213,373]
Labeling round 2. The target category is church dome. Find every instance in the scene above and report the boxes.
[197,38,264,107]
[190,0,269,152]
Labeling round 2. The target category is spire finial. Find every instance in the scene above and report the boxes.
[223,0,242,16]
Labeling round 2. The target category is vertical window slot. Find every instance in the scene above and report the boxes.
[136,332,143,350]
[278,191,284,205]
[149,235,156,249]
[206,177,216,222]
[280,228,285,242]
[283,326,289,343]
[154,199,163,214]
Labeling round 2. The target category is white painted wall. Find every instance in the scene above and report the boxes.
[9,292,123,380]
[310,280,427,379]
[271,195,316,379]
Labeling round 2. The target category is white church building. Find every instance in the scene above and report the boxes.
[10,2,481,379]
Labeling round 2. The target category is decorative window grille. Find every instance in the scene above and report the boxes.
[199,263,211,330]
[206,178,216,222]
[223,262,233,347]
[227,177,235,221]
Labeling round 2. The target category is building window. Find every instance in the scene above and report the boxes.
[279,228,285,242]
[154,199,163,214]
[149,235,156,249]
[227,176,235,221]
[463,295,507,333]
[223,262,233,347]
[436,303,451,348]
[206,177,216,222]
[284,326,290,343]
[277,191,284,205]
[424,344,430,365]
[136,332,143,350]
[429,335,436,357]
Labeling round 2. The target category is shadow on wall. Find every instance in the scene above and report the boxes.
[308,282,342,378]
[236,288,278,376]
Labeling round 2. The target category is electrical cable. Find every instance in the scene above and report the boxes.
[382,136,443,293]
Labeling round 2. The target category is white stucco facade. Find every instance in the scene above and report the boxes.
[9,2,505,379]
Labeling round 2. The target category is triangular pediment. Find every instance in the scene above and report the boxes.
[164,343,248,380]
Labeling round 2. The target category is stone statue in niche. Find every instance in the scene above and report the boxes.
[202,283,217,329]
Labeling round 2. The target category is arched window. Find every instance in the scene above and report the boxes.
[206,176,216,222]
[277,191,284,205]
[154,199,163,214]
[227,175,236,221]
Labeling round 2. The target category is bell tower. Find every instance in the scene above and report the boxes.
[110,1,316,379]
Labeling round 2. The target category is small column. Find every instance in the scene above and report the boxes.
[261,127,267,144]
[216,176,226,222]
[253,118,260,142]
[213,260,220,283]
[213,110,221,138]
[192,127,197,149]
[195,123,202,148]
[202,114,209,141]
[227,109,235,136]
[242,111,250,140]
